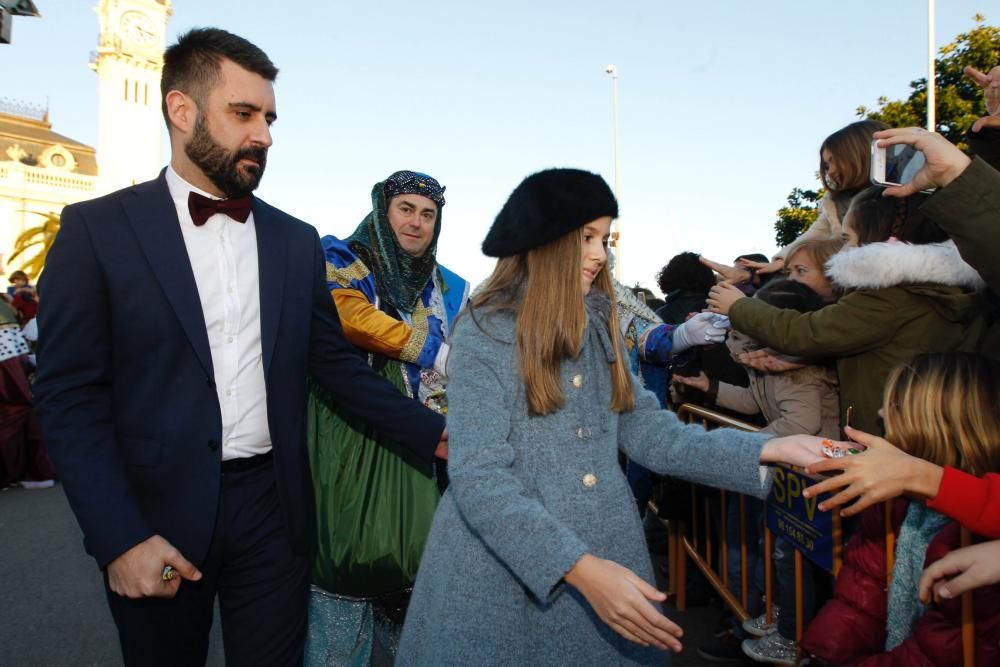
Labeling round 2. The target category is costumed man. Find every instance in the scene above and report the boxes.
[305,170,469,665]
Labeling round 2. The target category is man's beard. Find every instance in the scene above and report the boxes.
[185,114,267,198]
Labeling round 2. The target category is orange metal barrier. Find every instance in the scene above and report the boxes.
[652,403,976,665]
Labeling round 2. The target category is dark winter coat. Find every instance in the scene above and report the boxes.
[801,499,1000,665]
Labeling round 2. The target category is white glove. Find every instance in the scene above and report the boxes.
[433,342,450,377]
[671,312,730,353]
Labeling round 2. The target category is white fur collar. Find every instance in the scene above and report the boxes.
[825,240,985,291]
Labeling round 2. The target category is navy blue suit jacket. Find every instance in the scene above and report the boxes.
[34,173,445,568]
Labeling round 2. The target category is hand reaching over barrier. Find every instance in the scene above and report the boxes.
[803,426,944,516]
[964,65,1000,132]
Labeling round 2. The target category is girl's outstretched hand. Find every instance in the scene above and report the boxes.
[758,434,827,468]
[565,554,683,652]
[803,426,944,516]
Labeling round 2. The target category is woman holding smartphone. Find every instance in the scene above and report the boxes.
[701,119,888,283]
[396,168,826,665]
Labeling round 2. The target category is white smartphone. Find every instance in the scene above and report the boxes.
[870,139,928,188]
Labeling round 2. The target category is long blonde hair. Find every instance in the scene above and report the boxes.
[883,353,1000,477]
[471,228,635,416]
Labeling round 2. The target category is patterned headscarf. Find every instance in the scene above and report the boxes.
[346,171,445,313]
[383,170,446,208]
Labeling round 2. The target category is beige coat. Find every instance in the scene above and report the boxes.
[713,331,840,438]
[775,193,842,261]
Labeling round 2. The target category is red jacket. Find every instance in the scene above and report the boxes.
[11,292,37,322]
[927,467,1000,539]
[801,499,1000,665]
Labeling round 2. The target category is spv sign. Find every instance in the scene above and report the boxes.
[766,465,837,573]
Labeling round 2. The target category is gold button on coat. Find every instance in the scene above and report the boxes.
[582,473,597,488]
[572,374,583,388]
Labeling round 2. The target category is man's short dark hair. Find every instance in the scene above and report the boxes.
[160,28,278,129]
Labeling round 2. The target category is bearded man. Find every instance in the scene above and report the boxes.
[33,28,446,667]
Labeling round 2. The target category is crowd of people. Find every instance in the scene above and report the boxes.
[3,23,1000,667]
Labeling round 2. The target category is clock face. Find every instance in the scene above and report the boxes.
[120,10,157,46]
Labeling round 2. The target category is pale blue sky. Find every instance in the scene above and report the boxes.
[4,1,993,290]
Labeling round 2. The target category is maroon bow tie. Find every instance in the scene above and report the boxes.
[188,191,253,227]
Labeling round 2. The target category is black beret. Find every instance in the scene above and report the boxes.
[482,168,619,258]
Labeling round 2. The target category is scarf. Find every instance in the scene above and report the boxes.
[346,182,441,313]
[884,502,951,650]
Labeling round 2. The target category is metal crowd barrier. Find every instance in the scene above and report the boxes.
[647,403,976,666]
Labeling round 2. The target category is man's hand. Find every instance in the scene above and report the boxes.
[565,554,682,652]
[803,426,944,516]
[872,128,971,197]
[919,540,1000,604]
[706,283,745,316]
[965,65,1000,132]
[107,535,201,599]
[434,428,448,460]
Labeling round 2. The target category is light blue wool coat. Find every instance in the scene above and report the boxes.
[397,299,772,666]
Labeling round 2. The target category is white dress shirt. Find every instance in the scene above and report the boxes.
[165,166,271,460]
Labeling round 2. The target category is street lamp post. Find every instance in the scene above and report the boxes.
[605,64,621,279]
[927,0,936,131]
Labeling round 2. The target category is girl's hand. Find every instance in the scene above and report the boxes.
[919,540,1000,604]
[706,283,745,316]
[872,128,971,196]
[672,372,709,392]
[565,554,682,652]
[736,257,783,275]
[758,434,827,468]
[698,255,751,284]
[802,426,944,516]
[736,349,806,373]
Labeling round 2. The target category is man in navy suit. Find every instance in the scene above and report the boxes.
[33,28,447,666]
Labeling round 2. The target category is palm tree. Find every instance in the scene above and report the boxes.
[8,211,61,280]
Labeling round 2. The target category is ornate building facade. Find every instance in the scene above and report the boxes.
[0,0,171,277]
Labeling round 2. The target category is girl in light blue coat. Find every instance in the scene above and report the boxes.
[397,169,826,666]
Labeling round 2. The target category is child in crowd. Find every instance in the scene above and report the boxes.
[7,270,37,324]
[675,279,839,665]
[782,240,842,304]
[801,352,1000,664]
[709,186,986,437]
[732,239,843,374]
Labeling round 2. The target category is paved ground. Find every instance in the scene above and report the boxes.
[1,484,743,666]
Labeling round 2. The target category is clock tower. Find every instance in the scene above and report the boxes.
[92,0,172,194]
